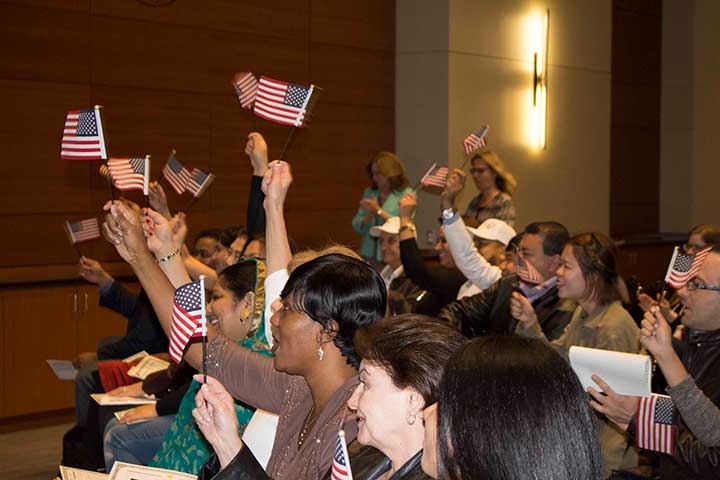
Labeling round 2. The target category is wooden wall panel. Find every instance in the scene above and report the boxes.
[0,4,90,84]
[0,0,395,275]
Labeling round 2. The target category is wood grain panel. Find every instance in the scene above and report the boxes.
[310,45,394,107]
[1,0,88,11]
[76,284,129,353]
[2,284,77,417]
[0,3,90,84]
[311,0,394,51]
[93,0,308,40]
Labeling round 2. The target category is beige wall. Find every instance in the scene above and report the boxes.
[661,0,720,232]
[397,0,611,246]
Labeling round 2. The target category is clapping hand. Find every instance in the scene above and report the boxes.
[399,192,417,219]
[102,200,151,265]
[141,208,176,259]
[148,181,172,219]
[359,196,381,215]
[441,169,466,209]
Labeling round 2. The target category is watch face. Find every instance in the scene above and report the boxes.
[442,208,454,219]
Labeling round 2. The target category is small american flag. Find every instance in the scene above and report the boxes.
[99,164,113,184]
[170,278,206,364]
[331,430,353,480]
[108,156,149,194]
[61,108,107,160]
[65,218,100,243]
[517,255,543,285]
[420,163,449,189]
[163,153,192,195]
[254,75,317,127]
[664,246,712,288]
[463,125,489,156]
[637,394,674,455]
[233,72,259,110]
[186,168,215,198]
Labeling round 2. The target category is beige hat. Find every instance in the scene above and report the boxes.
[370,216,401,237]
[466,218,516,246]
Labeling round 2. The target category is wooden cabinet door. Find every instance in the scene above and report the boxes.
[1,284,78,417]
[76,283,135,354]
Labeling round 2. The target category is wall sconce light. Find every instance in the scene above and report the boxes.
[532,9,549,149]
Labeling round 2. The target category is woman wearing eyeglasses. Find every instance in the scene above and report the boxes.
[464,151,517,228]
[512,232,640,475]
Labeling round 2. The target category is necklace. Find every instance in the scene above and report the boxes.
[297,406,319,449]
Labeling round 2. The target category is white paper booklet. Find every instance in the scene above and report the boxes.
[47,359,78,380]
[114,408,153,425]
[108,462,196,480]
[569,346,652,397]
[127,355,170,380]
[242,409,279,470]
[91,393,156,406]
[60,465,108,479]
[122,351,149,363]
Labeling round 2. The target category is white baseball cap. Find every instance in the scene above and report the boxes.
[466,218,516,246]
[370,216,401,237]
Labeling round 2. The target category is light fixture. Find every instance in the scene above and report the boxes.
[532,9,549,150]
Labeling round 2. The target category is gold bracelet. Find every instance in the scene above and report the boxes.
[157,248,180,263]
[399,224,416,234]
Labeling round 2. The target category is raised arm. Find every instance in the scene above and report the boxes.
[245,132,268,236]
[263,160,293,275]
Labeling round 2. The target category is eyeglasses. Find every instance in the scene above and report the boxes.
[683,243,707,254]
[686,278,720,292]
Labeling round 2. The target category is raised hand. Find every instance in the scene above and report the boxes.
[441,168,466,209]
[170,212,188,247]
[398,192,417,219]
[79,256,113,288]
[245,132,269,176]
[640,307,674,363]
[148,181,172,219]
[262,160,293,207]
[142,208,176,258]
[102,200,152,265]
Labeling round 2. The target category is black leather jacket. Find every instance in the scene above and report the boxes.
[439,274,575,340]
[322,441,430,480]
[628,327,720,478]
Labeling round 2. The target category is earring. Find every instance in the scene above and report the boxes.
[317,346,325,361]
[406,413,416,425]
[240,308,250,323]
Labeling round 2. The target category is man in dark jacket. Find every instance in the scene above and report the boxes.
[439,221,575,339]
[591,246,720,479]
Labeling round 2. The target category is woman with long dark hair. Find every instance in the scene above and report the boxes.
[421,336,604,480]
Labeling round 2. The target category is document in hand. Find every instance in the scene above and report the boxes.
[569,346,651,397]
[127,355,170,380]
[108,462,197,480]
[60,465,108,479]
[91,393,156,406]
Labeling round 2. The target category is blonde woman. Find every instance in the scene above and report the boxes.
[464,151,517,227]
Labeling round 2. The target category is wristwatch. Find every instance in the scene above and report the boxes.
[441,207,456,221]
[399,224,417,234]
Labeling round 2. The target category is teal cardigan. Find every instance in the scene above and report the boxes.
[351,186,415,261]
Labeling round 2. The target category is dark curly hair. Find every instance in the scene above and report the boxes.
[280,253,387,368]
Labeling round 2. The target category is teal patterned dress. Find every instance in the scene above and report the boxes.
[150,259,272,474]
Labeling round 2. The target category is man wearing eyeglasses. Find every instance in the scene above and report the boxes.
[589,245,720,479]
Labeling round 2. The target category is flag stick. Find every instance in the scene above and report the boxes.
[106,172,116,201]
[251,107,257,132]
[185,195,198,214]
[199,275,208,386]
[95,105,115,201]
[279,127,297,161]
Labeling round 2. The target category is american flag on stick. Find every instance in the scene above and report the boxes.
[463,125,489,156]
[99,164,114,184]
[169,277,207,364]
[331,430,353,480]
[254,76,319,127]
[232,72,259,110]
[61,107,107,160]
[163,152,192,195]
[664,246,712,288]
[636,394,674,455]
[186,168,215,198]
[419,163,449,189]
[65,218,101,243]
[108,156,150,194]
[518,255,543,285]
